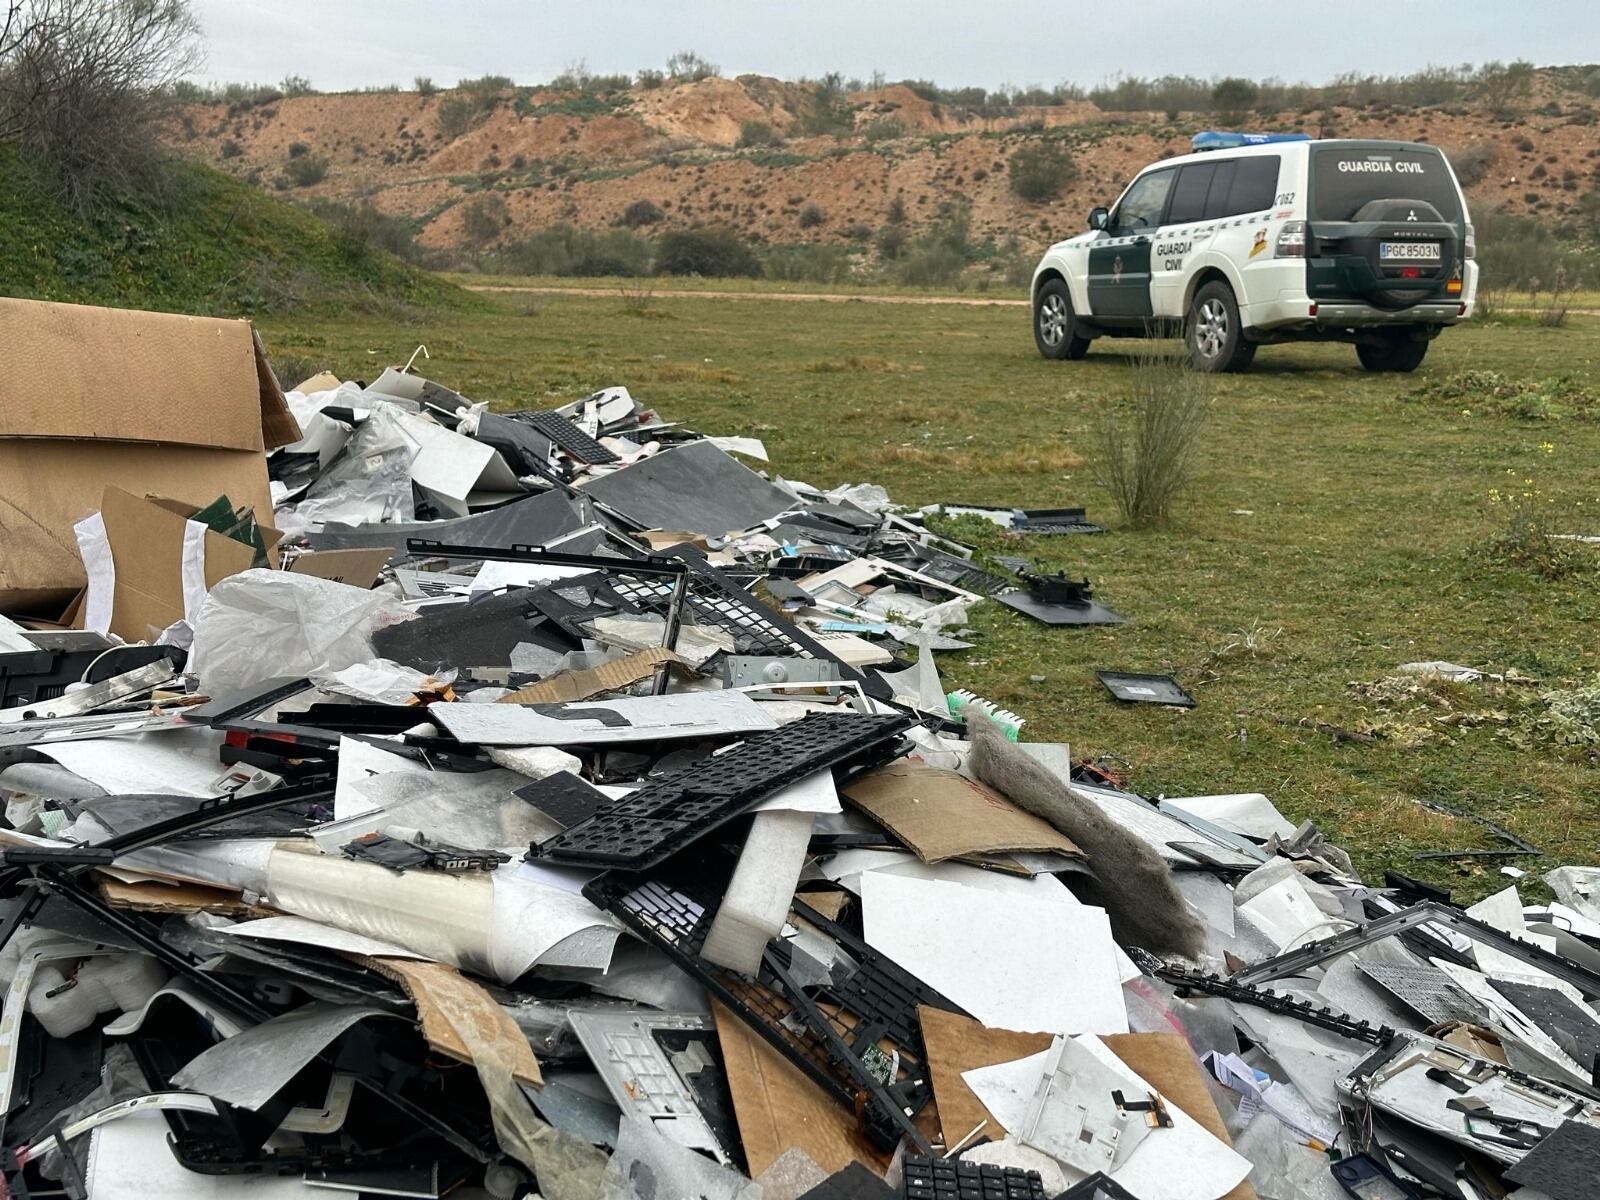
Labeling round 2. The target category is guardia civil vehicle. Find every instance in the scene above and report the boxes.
[1031,133,1478,372]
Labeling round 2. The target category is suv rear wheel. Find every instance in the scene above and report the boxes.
[1034,279,1091,360]
[1356,335,1429,373]
[1186,281,1255,373]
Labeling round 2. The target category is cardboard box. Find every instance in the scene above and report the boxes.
[90,489,282,643]
[0,298,298,615]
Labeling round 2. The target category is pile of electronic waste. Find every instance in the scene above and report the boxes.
[0,368,1595,1200]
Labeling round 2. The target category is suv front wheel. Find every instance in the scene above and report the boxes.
[1186,281,1256,373]
[1034,279,1091,361]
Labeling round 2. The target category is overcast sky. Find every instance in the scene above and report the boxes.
[189,1,1597,93]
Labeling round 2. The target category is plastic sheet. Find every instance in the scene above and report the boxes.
[600,1115,760,1200]
[277,400,418,536]
[191,568,413,693]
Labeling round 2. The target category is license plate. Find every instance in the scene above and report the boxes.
[1380,242,1440,260]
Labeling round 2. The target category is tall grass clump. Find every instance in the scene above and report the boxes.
[1094,343,1212,526]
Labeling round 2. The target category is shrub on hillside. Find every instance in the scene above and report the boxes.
[737,119,780,148]
[310,199,426,265]
[1008,141,1077,203]
[461,193,509,244]
[1211,77,1259,119]
[0,0,203,214]
[1448,143,1496,187]
[284,153,328,187]
[655,225,761,277]
[798,203,826,229]
[619,198,664,228]
[665,52,719,82]
[415,76,437,96]
[436,96,477,140]
[219,139,243,159]
[875,223,908,260]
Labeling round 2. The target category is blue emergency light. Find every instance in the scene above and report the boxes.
[1191,131,1312,152]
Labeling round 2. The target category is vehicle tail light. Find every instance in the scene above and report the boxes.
[1308,303,1318,317]
[1275,220,1306,258]
[1401,268,1420,279]
[1464,224,1476,259]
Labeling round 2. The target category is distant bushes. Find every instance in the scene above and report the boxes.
[310,200,427,265]
[1449,143,1497,187]
[765,243,852,283]
[619,198,664,228]
[283,154,328,187]
[1008,141,1077,202]
[498,223,653,277]
[461,193,509,244]
[737,119,781,148]
[436,74,511,140]
[655,225,761,277]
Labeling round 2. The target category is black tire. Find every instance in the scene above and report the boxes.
[1186,281,1254,373]
[1034,279,1091,360]
[1356,336,1429,373]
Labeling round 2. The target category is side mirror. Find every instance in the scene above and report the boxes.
[1088,207,1110,231]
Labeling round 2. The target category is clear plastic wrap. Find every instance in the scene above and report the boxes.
[190,569,413,693]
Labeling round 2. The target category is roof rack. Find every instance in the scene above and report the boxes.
[1191,131,1311,152]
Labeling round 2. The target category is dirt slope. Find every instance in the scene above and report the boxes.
[170,70,1600,258]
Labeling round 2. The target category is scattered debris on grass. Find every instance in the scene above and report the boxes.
[2,297,1599,1200]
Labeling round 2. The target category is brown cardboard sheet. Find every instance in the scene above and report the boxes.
[286,547,391,588]
[712,999,892,1177]
[495,645,695,704]
[368,956,542,1088]
[843,760,1081,864]
[97,488,280,642]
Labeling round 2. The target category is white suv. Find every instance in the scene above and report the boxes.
[1031,134,1478,373]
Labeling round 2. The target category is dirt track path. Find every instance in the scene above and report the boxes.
[466,284,1027,306]
[465,284,1600,316]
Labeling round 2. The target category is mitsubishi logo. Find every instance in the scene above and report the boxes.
[1112,256,1124,282]
[1406,209,1418,221]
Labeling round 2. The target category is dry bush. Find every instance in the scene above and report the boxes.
[1094,343,1212,526]
[0,0,202,214]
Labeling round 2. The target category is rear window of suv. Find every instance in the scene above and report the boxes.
[1310,146,1463,223]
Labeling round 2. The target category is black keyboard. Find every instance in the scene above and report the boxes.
[901,1154,1046,1200]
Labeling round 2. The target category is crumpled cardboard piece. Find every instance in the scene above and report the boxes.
[842,760,1082,864]
[496,645,695,705]
[88,488,282,642]
[367,955,542,1088]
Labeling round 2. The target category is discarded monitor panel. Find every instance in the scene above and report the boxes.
[1096,672,1197,708]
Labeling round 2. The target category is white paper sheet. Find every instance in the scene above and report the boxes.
[1163,793,1297,842]
[962,1048,1050,1132]
[333,735,430,820]
[820,849,1067,898]
[179,518,210,627]
[1075,1035,1254,1200]
[860,873,1126,1035]
[40,727,226,798]
[749,768,842,815]
[72,511,115,636]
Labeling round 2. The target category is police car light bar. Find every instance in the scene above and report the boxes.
[1191,131,1312,152]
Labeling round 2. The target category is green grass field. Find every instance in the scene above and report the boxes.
[257,293,1600,901]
